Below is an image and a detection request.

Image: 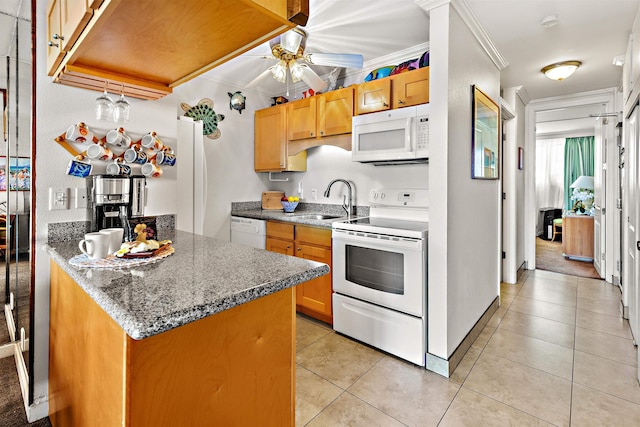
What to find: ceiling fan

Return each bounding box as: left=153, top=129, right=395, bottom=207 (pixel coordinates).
left=245, top=27, right=364, bottom=93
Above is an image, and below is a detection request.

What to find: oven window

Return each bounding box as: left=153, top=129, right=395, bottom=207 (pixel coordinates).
left=345, top=245, right=404, bottom=294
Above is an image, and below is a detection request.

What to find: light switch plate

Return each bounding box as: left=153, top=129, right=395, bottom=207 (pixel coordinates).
left=49, top=187, right=69, bottom=210
left=75, top=187, right=88, bottom=209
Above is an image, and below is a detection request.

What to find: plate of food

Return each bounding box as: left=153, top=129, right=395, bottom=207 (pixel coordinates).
left=114, top=223, right=173, bottom=259
left=117, top=241, right=172, bottom=259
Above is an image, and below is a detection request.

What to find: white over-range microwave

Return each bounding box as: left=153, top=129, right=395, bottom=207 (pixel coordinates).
left=351, top=103, right=429, bottom=165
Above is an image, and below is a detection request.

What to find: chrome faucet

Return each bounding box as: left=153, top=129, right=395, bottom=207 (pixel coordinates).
left=324, top=179, right=353, bottom=219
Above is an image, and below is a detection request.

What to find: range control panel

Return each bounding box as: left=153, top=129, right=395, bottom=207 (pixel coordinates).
left=369, top=188, right=429, bottom=208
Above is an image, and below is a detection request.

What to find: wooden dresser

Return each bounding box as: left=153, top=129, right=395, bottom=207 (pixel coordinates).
left=562, top=215, right=594, bottom=261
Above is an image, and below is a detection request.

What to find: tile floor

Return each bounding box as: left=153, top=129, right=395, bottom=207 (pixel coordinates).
left=295, top=269, right=640, bottom=426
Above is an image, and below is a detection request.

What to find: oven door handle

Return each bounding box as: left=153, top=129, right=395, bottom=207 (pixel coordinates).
left=332, top=229, right=424, bottom=251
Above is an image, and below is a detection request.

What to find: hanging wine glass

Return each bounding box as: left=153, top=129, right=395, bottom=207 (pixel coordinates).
left=113, top=84, right=131, bottom=124
left=95, top=81, right=113, bottom=121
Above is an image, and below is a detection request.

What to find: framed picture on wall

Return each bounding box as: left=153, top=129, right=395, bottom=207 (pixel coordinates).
left=0, top=157, right=31, bottom=191
left=471, top=85, right=500, bottom=179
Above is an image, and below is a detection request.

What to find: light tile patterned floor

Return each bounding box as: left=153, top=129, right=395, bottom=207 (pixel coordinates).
left=295, top=270, right=640, bottom=426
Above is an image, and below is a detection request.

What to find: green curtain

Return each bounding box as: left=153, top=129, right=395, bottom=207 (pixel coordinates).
left=564, top=136, right=594, bottom=210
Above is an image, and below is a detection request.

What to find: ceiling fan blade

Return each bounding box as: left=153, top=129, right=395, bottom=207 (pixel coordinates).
left=305, top=53, right=364, bottom=69
left=300, top=65, right=328, bottom=92
left=244, top=67, right=273, bottom=89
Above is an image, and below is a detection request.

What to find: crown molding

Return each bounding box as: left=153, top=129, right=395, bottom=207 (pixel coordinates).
left=416, top=0, right=508, bottom=71
left=415, top=0, right=450, bottom=11
left=514, top=86, right=531, bottom=105
left=363, top=42, right=430, bottom=71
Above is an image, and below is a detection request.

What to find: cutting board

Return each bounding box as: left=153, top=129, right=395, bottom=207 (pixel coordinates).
left=261, top=191, right=285, bottom=210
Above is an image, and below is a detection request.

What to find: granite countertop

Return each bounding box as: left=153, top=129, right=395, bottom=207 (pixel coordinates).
left=231, top=202, right=369, bottom=228
left=45, top=230, right=329, bottom=340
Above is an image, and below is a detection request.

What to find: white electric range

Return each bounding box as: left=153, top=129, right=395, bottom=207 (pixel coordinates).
left=331, top=188, right=429, bottom=366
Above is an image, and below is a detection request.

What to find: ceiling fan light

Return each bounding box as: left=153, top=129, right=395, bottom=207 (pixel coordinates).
left=541, top=61, right=581, bottom=81
left=271, top=60, right=288, bottom=83
left=289, top=60, right=304, bottom=82
left=280, top=28, right=306, bottom=54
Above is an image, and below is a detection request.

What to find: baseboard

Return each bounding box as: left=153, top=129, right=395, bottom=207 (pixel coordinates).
left=426, top=296, right=499, bottom=377
left=25, top=398, right=49, bottom=423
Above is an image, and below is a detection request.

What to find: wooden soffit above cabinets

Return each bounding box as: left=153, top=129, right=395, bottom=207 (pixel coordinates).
left=51, top=0, right=308, bottom=100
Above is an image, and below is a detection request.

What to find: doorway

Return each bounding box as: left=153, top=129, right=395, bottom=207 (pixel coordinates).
left=524, top=89, right=616, bottom=280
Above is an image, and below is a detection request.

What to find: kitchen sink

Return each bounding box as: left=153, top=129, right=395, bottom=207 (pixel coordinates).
left=291, top=214, right=343, bottom=221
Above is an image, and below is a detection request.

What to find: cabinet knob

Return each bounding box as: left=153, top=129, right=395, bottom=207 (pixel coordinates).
left=52, top=33, right=64, bottom=40
left=48, top=41, right=59, bottom=47
left=310, top=132, right=314, bottom=137
left=398, top=100, right=406, bottom=105
left=287, top=245, right=292, bottom=249
left=320, top=131, right=324, bottom=135
left=383, top=102, right=389, bottom=107
left=297, top=247, right=302, bottom=252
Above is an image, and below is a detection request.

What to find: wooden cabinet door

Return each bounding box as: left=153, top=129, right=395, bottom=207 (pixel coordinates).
left=295, top=243, right=332, bottom=322
left=287, top=97, right=317, bottom=140
left=355, top=78, right=391, bottom=115
left=255, top=105, right=287, bottom=171
left=391, top=67, right=429, bottom=108
left=318, top=87, right=353, bottom=137
left=60, top=0, right=93, bottom=51
left=47, top=0, right=65, bottom=74
left=266, top=237, right=295, bottom=256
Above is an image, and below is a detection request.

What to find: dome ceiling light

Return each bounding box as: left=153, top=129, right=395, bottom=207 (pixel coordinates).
left=541, top=61, right=582, bottom=81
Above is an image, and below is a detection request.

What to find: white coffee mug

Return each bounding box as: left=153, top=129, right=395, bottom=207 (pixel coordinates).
left=141, top=132, right=165, bottom=150
left=106, top=129, right=132, bottom=148
left=100, top=228, right=124, bottom=254
left=86, top=143, right=114, bottom=161
left=66, top=123, right=94, bottom=143
left=78, top=232, right=110, bottom=260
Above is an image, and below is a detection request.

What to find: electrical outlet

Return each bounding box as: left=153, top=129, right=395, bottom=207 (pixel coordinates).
left=75, top=187, right=88, bottom=209
left=49, top=187, right=69, bottom=210
left=311, top=189, right=317, bottom=201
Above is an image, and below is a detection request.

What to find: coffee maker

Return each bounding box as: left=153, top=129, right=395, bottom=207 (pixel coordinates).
left=88, top=175, right=146, bottom=235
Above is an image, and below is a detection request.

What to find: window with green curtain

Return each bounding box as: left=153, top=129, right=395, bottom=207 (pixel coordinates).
left=563, top=136, right=594, bottom=210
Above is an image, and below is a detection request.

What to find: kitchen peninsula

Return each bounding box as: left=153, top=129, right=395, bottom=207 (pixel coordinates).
left=45, top=230, right=329, bottom=427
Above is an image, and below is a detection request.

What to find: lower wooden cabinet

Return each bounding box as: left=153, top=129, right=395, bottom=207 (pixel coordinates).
left=266, top=221, right=333, bottom=324
left=562, top=215, right=594, bottom=260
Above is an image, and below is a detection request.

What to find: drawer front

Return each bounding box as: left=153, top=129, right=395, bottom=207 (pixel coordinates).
left=296, top=225, right=331, bottom=247
left=267, top=221, right=295, bottom=240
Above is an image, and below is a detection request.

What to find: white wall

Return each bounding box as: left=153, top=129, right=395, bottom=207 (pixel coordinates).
left=428, top=3, right=501, bottom=359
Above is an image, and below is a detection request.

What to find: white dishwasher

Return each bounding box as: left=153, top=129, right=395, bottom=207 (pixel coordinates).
left=230, top=216, right=266, bottom=249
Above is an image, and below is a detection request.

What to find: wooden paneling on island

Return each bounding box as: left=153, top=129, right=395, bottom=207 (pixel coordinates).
left=49, top=262, right=296, bottom=426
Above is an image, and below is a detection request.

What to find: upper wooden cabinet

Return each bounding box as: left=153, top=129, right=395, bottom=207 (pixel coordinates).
left=254, top=104, right=307, bottom=172
left=46, top=0, right=309, bottom=100
left=392, top=67, right=430, bottom=108
left=318, top=87, right=354, bottom=137
left=287, top=87, right=354, bottom=141
left=288, top=97, right=317, bottom=141
left=356, top=67, right=429, bottom=115
left=46, top=0, right=99, bottom=73
left=355, top=78, right=391, bottom=115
